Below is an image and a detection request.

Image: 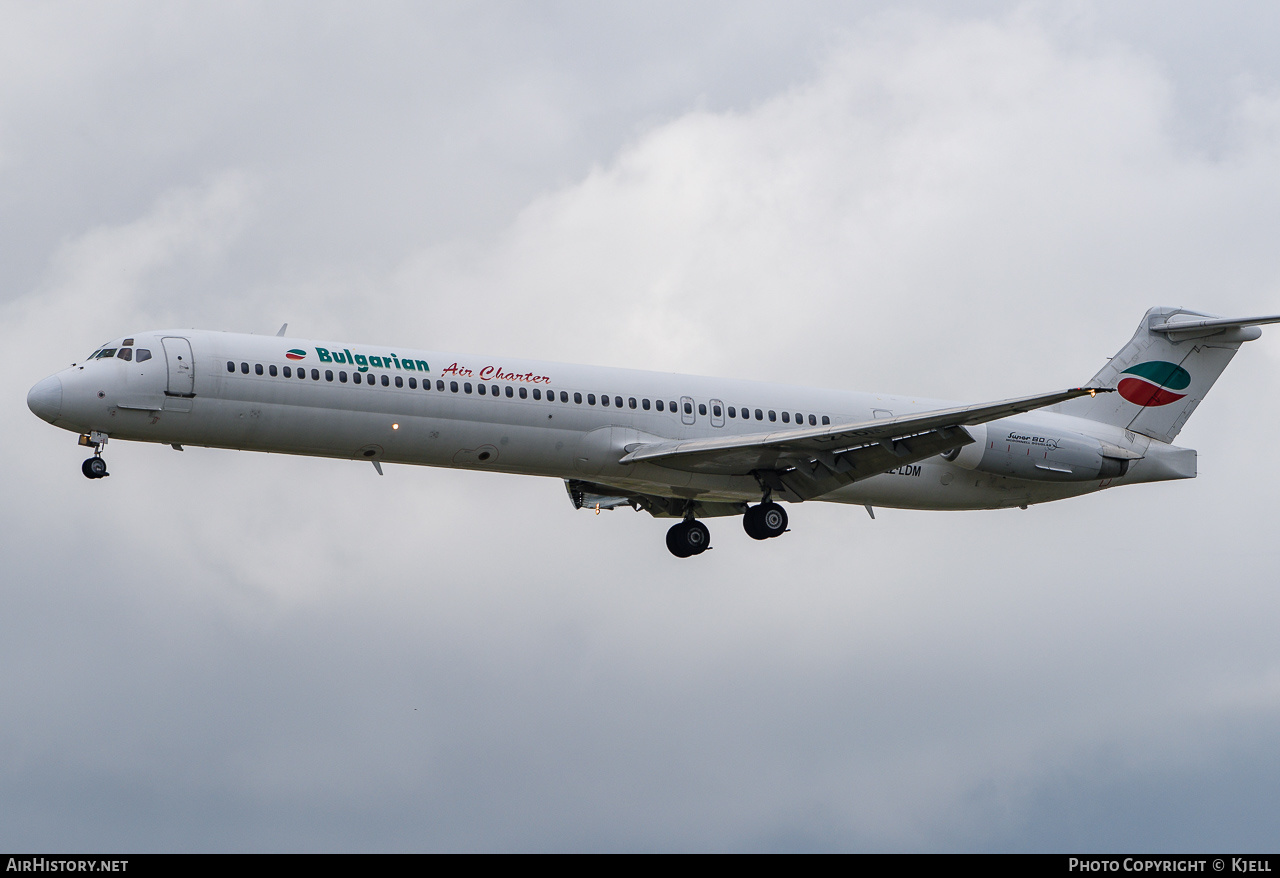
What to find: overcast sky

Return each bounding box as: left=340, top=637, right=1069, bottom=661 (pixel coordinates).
left=5, top=1, right=1280, bottom=852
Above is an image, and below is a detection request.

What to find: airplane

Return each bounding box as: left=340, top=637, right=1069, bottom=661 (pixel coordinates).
left=26, top=306, right=1280, bottom=557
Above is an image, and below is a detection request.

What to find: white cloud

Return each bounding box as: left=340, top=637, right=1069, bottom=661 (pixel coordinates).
left=379, top=13, right=1280, bottom=400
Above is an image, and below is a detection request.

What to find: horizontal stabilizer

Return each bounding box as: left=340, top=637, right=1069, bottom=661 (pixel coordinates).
left=1150, top=313, right=1280, bottom=341
left=1151, top=314, right=1280, bottom=333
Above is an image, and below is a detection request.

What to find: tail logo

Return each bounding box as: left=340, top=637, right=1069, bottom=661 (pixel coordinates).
left=285, top=349, right=307, bottom=361
left=1117, top=361, right=1190, bottom=407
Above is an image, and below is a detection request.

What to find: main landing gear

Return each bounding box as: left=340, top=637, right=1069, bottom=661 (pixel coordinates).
left=666, top=518, right=711, bottom=558
left=664, top=494, right=791, bottom=558
left=742, top=501, right=787, bottom=540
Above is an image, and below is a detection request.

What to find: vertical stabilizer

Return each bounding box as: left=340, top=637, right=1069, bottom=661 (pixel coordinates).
left=1058, top=306, right=1280, bottom=443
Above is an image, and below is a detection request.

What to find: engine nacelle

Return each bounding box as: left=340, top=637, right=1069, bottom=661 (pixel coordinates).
left=942, top=422, right=1131, bottom=482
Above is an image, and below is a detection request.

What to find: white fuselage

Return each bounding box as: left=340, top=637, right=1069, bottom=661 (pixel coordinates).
left=29, top=329, right=1194, bottom=513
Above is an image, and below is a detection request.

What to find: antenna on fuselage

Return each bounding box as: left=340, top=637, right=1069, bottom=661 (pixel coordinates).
left=276, top=323, right=288, bottom=337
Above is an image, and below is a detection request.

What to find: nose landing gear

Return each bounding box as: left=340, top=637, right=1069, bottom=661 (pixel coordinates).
left=79, top=432, right=109, bottom=479
left=82, top=456, right=108, bottom=479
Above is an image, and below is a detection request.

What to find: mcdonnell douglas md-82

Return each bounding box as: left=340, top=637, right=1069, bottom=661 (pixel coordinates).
left=26, top=306, right=1280, bottom=557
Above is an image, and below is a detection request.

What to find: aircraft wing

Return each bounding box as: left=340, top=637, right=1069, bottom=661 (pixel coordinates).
left=620, top=386, right=1109, bottom=501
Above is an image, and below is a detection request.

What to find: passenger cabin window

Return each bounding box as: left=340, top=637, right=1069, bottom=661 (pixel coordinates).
left=768, top=410, right=776, bottom=422
left=227, top=361, right=235, bottom=372
left=642, top=399, right=650, bottom=410
left=533, top=389, right=541, bottom=400
left=698, top=403, right=706, bottom=416
left=629, top=398, right=637, bottom=409
left=464, top=382, right=472, bottom=393
left=381, top=375, right=389, bottom=387
left=656, top=400, right=664, bottom=412
left=683, top=402, right=692, bottom=415
left=561, top=391, right=569, bottom=403
left=669, top=401, right=677, bottom=412
left=713, top=404, right=722, bottom=417
left=601, top=395, right=610, bottom=407
left=339, top=371, right=348, bottom=383
left=505, top=386, right=513, bottom=398
left=491, top=385, right=498, bottom=396
left=117, top=348, right=133, bottom=362
left=478, top=383, right=487, bottom=395
left=269, top=365, right=277, bottom=376
left=135, top=349, right=151, bottom=362
left=574, top=392, right=582, bottom=404
left=451, top=381, right=459, bottom=392
left=519, top=388, right=527, bottom=399
left=297, top=369, right=305, bottom=379
left=241, top=362, right=249, bottom=374
left=255, top=364, right=263, bottom=375
left=588, top=394, right=596, bottom=405
left=284, top=366, right=292, bottom=378
left=325, top=370, right=333, bottom=381
left=822, top=416, right=830, bottom=425
left=782, top=412, right=790, bottom=423
left=311, top=369, right=320, bottom=380
left=410, top=377, right=417, bottom=389
left=755, top=409, right=763, bottom=420
left=728, top=406, right=736, bottom=418
left=395, top=376, right=403, bottom=388
left=809, top=414, right=816, bottom=426
left=614, top=396, right=622, bottom=407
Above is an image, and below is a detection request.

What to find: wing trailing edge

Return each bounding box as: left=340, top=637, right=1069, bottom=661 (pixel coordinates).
left=619, top=386, right=1109, bottom=501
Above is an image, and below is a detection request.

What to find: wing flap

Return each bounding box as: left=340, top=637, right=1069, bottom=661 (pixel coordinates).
left=774, top=425, right=976, bottom=500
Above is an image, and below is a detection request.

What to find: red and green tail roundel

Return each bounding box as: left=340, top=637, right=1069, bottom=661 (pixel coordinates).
left=1117, top=361, right=1190, bottom=407
left=285, top=349, right=307, bottom=361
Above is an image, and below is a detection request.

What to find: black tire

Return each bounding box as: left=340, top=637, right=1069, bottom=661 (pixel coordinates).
left=743, top=506, right=767, bottom=540
left=83, top=457, right=107, bottom=479
left=759, top=502, right=787, bottom=538
left=685, top=520, right=710, bottom=554
left=666, top=522, right=693, bottom=557
left=666, top=520, right=710, bottom=557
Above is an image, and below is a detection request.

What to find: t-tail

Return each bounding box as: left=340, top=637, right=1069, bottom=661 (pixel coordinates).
left=1057, top=306, right=1280, bottom=442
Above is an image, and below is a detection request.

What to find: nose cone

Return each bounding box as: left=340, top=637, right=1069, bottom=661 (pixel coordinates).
left=27, top=375, right=63, bottom=424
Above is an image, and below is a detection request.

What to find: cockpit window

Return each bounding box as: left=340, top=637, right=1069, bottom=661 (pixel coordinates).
left=117, top=348, right=133, bottom=361
left=96, top=349, right=118, bottom=359
left=135, top=349, right=152, bottom=362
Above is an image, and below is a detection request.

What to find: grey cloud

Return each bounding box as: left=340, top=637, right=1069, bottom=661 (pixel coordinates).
left=4, top=2, right=1280, bottom=852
